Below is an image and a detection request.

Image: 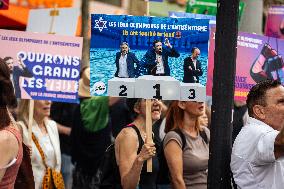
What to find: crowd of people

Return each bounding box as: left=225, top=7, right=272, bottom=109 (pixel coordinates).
left=1, top=49, right=284, bottom=189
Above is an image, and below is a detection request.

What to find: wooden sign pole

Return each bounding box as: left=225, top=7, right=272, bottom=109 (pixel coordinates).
left=48, top=4, right=59, bottom=34
left=145, top=0, right=153, bottom=173
left=146, top=0, right=150, bottom=16
left=145, top=99, right=153, bottom=172
left=28, top=100, right=34, bottom=144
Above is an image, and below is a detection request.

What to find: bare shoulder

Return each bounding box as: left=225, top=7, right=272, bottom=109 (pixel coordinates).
left=0, top=130, right=15, bottom=143
left=0, top=130, right=18, bottom=154
left=117, top=127, right=138, bottom=141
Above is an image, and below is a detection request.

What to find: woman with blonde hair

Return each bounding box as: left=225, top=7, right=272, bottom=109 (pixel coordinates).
left=163, top=101, right=210, bottom=189
left=0, top=58, right=23, bottom=188
left=18, top=99, right=62, bottom=189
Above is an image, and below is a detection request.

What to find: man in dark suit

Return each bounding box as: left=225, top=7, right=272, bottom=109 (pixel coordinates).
left=114, top=42, right=140, bottom=78
left=183, top=47, right=203, bottom=83
left=4, top=56, right=33, bottom=98
left=142, top=39, right=180, bottom=76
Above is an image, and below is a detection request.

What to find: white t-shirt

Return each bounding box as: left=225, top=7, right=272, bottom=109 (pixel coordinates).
left=231, top=117, right=284, bottom=189
left=118, top=54, right=129, bottom=78
left=155, top=54, right=164, bottom=74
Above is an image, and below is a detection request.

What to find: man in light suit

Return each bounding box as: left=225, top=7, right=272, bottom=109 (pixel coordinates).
left=183, top=47, right=203, bottom=83
left=114, top=42, right=140, bottom=78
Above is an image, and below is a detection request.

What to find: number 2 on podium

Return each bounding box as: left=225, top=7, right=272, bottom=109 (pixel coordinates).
left=119, top=85, right=127, bottom=96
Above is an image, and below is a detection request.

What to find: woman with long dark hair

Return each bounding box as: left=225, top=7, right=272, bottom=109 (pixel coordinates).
left=0, top=58, right=23, bottom=188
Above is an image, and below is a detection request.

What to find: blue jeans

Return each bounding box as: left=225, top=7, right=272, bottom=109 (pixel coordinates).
left=61, top=154, right=75, bottom=189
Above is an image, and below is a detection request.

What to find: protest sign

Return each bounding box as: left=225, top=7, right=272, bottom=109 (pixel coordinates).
left=207, top=28, right=284, bottom=101
left=26, top=7, right=80, bottom=36
left=265, top=6, right=284, bottom=39
left=0, top=0, right=9, bottom=10
left=186, top=0, right=245, bottom=21
left=90, top=14, right=209, bottom=101
left=149, top=0, right=186, bottom=17
left=169, top=11, right=216, bottom=26
left=0, top=29, right=83, bottom=103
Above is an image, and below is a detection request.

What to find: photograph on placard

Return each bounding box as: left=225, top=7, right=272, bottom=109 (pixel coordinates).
left=0, top=29, right=83, bottom=103
left=265, top=6, right=284, bottom=39
left=90, top=14, right=209, bottom=99
left=207, top=27, right=284, bottom=101
left=26, top=7, right=80, bottom=36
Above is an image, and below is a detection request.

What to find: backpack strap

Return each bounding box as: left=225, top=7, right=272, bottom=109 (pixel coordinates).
left=173, top=129, right=186, bottom=150
left=126, top=124, right=144, bottom=153
left=200, top=130, right=208, bottom=144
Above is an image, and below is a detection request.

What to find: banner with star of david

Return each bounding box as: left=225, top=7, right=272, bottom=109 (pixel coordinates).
left=90, top=14, right=209, bottom=98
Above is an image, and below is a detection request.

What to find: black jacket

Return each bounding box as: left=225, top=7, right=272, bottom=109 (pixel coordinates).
left=142, top=47, right=180, bottom=76
left=183, top=57, right=203, bottom=83
left=114, top=52, right=140, bottom=78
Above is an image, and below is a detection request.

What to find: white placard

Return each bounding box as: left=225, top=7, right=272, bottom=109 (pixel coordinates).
left=27, top=8, right=80, bottom=36
left=135, top=75, right=180, bottom=100
left=180, top=83, right=206, bottom=102
left=108, top=77, right=136, bottom=98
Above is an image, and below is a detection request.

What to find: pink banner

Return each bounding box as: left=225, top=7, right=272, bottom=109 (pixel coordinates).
left=207, top=28, right=284, bottom=101
left=265, top=6, right=284, bottom=39
left=0, top=29, right=83, bottom=103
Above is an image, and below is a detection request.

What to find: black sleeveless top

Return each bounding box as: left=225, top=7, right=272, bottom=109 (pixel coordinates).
left=128, top=124, right=159, bottom=189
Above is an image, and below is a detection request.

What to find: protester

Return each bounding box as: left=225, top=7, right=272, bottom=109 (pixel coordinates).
left=110, top=98, right=133, bottom=138
left=50, top=102, right=78, bottom=189
left=163, top=101, right=210, bottom=189
left=199, top=103, right=210, bottom=128
left=115, top=98, right=162, bottom=189
left=0, top=58, right=23, bottom=188
left=17, top=100, right=63, bottom=189
left=231, top=79, right=284, bottom=188
left=232, top=100, right=248, bottom=143
left=71, top=67, right=119, bottom=189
